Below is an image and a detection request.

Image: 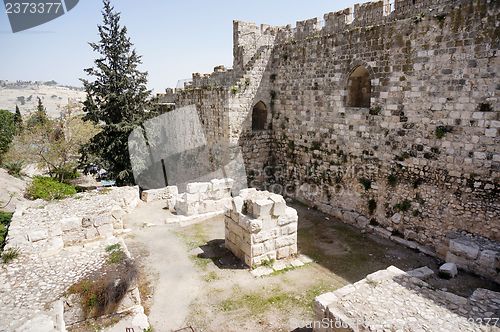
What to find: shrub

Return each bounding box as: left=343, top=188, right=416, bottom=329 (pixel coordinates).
left=369, top=106, right=382, bottom=115
left=0, top=211, right=13, bottom=250
left=435, top=125, right=452, bottom=139
left=230, top=85, right=239, bottom=95
left=358, top=178, right=372, bottom=191
left=387, top=174, right=398, bottom=187
left=106, top=243, right=126, bottom=264
left=68, top=259, right=138, bottom=318
left=3, top=161, right=23, bottom=177
left=26, top=176, right=77, bottom=200
left=2, top=247, right=20, bottom=263
left=394, top=199, right=412, bottom=212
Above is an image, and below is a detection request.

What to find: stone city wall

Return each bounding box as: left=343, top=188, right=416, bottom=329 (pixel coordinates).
left=158, top=0, right=499, bottom=278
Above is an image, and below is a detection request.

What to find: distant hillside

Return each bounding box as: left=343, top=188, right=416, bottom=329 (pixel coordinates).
left=0, top=80, right=86, bottom=118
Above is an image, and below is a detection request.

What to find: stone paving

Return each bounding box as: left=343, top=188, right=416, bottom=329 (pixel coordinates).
left=0, top=243, right=108, bottom=331
left=0, top=187, right=141, bottom=331
left=314, top=266, right=500, bottom=332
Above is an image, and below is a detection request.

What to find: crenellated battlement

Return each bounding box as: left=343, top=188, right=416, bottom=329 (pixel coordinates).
left=170, top=0, right=465, bottom=92
left=274, top=0, right=461, bottom=43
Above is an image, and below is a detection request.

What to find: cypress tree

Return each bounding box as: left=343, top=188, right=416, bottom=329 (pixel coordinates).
left=13, top=105, right=23, bottom=133
left=27, top=97, right=48, bottom=128
left=81, top=0, right=151, bottom=185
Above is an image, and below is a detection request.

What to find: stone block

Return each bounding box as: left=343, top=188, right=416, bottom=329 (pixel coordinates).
left=277, top=246, right=289, bottom=259
left=439, top=262, right=458, bottom=278
left=165, top=185, right=178, bottom=196
left=61, top=217, right=82, bottom=232
left=281, top=223, right=298, bottom=235
left=85, top=227, right=99, bottom=239
left=211, top=178, right=234, bottom=191
left=269, top=193, right=286, bottom=216
left=239, top=188, right=257, bottom=199
left=27, top=229, right=48, bottom=242
left=111, top=205, right=125, bottom=220
left=276, top=234, right=296, bottom=248
left=477, top=250, right=499, bottom=270
left=96, top=224, right=114, bottom=238
left=449, top=238, right=480, bottom=259
left=93, top=214, right=114, bottom=227
left=232, top=196, right=244, bottom=213
left=186, top=182, right=211, bottom=194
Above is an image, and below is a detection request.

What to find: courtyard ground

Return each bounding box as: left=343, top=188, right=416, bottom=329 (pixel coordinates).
left=123, top=200, right=499, bottom=332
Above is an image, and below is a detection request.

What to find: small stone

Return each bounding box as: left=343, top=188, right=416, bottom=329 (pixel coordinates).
left=439, top=262, right=458, bottom=278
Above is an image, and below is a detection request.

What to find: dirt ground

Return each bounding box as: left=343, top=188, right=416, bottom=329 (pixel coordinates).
left=124, top=200, right=499, bottom=332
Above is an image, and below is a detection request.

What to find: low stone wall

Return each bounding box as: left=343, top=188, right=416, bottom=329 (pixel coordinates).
left=5, top=187, right=139, bottom=255
left=140, top=185, right=178, bottom=208
left=175, top=179, right=234, bottom=216
left=225, top=188, right=298, bottom=268
left=440, top=232, right=500, bottom=284
left=0, top=187, right=146, bottom=331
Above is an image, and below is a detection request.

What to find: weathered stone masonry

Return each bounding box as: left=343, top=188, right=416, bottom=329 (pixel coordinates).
left=159, top=0, right=499, bottom=278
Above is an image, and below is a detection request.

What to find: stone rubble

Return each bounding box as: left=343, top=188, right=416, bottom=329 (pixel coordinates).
left=314, top=266, right=500, bottom=332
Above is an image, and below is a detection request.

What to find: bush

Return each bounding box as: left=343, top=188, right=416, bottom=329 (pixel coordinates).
left=387, top=174, right=398, bottom=187
left=68, top=259, right=137, bottom=318
left=358, top=177, right=372, bottom=191
left=2, top=161, right=23, bottom=177
left=27, top=176, right=77, bottom=200
left=0, top=211, right=13, bottom=250
left=394, top=199, right=412, bottom=212
left=0, top=109, right=15, bottom=162
left=2, top=247, right=20, bottom=263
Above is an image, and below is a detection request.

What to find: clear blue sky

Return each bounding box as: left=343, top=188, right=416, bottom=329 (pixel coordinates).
left=0, top=0, right=360, bottom=93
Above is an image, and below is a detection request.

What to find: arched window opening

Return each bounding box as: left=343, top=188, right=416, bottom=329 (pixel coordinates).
left=251, top=101, right=267, bottom=131
left=346, top=66, right=371, bottom=108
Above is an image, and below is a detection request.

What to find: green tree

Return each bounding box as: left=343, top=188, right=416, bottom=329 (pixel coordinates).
left=0, top=110, right=15, bottom=162
left=27, top=97, right=48, bottom=128
left=13, top=105, right=23, bottom=133
left=4, top=103, right=99, bottom=182
left=81, top=0, right=151, bottom=185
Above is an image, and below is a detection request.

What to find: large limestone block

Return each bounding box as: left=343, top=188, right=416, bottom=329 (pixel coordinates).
left=449, top=238, right=480, bottom=259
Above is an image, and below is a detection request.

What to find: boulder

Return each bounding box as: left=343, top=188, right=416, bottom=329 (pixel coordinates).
left=408, top=266, right=434, bottom=280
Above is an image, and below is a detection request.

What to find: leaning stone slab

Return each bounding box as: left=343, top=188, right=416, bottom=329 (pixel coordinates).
left=449, top=237, right=480, bottom=259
